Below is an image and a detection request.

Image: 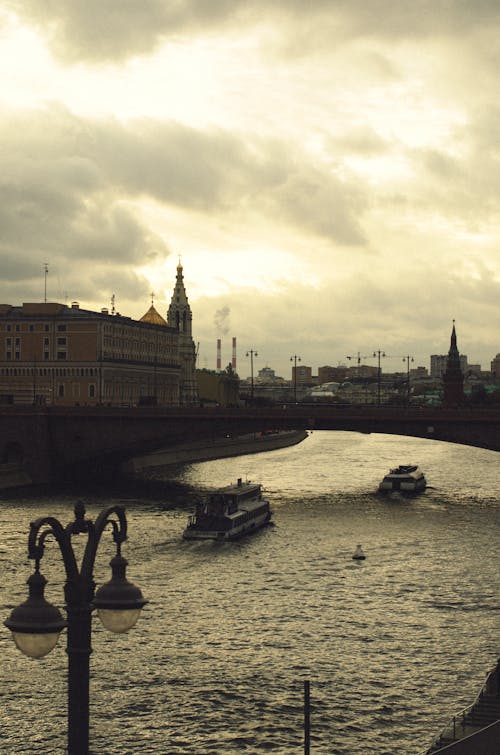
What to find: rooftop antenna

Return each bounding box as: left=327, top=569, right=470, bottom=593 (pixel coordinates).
left=151, top=291, right=155, bottom=306
left=44, top=263, right=49, bottom=303
left=111, top=294, right=116, bottom=316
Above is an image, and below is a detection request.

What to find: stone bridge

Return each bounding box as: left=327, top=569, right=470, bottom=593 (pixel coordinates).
left=0, top=405, right=498, bottom=485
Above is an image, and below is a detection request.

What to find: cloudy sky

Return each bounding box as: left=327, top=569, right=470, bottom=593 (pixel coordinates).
left=1, top=2, right=499, bottom=378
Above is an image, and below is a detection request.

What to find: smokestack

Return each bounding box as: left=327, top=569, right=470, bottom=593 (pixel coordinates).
left=217, top=338, right=222, bottom=370
left=232, top=337, right=237, bottom=370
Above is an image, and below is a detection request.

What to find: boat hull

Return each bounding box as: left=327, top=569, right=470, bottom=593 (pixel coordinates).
left=183, top=510, right=272, bottom=541
left=379, top=479, right=426, bottom=493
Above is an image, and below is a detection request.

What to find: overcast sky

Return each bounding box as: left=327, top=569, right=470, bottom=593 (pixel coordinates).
left=1, top=2, right=499, bottom=378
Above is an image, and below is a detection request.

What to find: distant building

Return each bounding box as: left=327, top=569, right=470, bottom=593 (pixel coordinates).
left=431, top=353, right=468, bottom=378
left=491, top=354, right=500, bottom=378
left=347, top=364, right=378, bottom=379
left=318, top=365, right=348, bottom=383
left=196, top=368, right=239, bottom=407
left=292, top=365, right=313, bottom=385
left=257, top=366, right=279, bottom=383
left=410, top=366, right=428, bottom=379
left=442, top=322, right=465, bottom=408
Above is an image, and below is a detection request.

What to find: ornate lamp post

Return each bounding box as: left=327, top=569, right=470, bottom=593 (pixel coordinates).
left=373, top=350, right=386, bottom=406
left=403, top=355, right=414, bottom=406
left=4, top=502, right=147, bottom=755
left=290, top=355, right=301, bottom=403
left=246, top=349, right=258, bottom=402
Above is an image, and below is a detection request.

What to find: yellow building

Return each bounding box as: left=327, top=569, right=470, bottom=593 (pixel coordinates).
left=0, top=301, right=182, bottom=406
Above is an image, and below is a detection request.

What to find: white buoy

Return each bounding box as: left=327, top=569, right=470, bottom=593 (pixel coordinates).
left=352, top=544, right=366, bottom=560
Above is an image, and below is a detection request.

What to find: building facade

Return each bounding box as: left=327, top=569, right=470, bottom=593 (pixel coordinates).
left=0, top=266, right=198, bottom=407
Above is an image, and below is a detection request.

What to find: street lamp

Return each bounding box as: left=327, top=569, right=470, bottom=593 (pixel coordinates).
left=246, top=349, right=258, bottom=403
left=4, top=501, right=147, bottom=755
left=403, top=355, right=414, bottom=406
left=373, top=350, right=386, bottom=406
left=290, top=355, right=301, bottom=403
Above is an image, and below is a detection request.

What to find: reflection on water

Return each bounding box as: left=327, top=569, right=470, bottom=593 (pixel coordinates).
left=0, top=432, right=499, bottom=754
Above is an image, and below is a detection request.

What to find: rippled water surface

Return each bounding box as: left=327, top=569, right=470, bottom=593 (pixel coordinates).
left=0, top=432, right=499, bottom=754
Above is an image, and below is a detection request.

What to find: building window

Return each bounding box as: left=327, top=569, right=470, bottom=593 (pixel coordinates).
left=57, top=324, right=67, bottom=332
left=29, top=325, right=34, bottom=332
left=7, top=325, right=11, bottom=332
left=89, top=384, right=96, bottom=399
left=44, top=352, right=49, bottom=360
left=15, top=352, right=20, bottom=360
left=44, top=338, right=49, bottom=346
left=57, top=351, right=67, bottom=360
left=6, top=352, right=11, bottom=360
left=58, top=384, right=65, bottom=398
left=57, top=337, right=67, bottom=346
left=44, top=324, right=50, bottom=332
left=15, top=325, right=20, bottom=332
left=6, top=338, right=11, bottom=346
left=15, top=338, right=20, bottom=346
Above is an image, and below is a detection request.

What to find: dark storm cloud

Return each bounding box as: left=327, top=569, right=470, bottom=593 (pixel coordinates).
left=0, top=109, right=169, bottom=270
left=0, top=107, right=368, bottom=251
left=9, top=0, right=500, bottom=63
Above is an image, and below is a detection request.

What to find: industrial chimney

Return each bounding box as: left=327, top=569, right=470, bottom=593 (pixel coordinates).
left=216, top=338, right=222, bottom=370
left=232, top=337, right=237, bottom=370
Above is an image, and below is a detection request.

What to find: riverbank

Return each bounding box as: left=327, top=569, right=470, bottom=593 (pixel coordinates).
left=126, top=429, right=309, bottom=473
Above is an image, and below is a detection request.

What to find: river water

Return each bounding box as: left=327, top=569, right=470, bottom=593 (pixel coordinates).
left=0, top=431, right=499, bottom=754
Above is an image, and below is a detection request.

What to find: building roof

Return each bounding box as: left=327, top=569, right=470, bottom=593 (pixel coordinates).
left=139, top=304, right=167, bottom=326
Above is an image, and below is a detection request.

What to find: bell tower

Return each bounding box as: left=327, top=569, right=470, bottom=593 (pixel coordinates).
left=167, top=262, right=198, bottom=405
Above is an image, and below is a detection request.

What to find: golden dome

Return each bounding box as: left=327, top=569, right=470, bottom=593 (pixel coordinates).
left=140, top=304, right=167, bottom=326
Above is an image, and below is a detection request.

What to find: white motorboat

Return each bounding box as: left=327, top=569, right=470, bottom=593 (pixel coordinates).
left=378, top=465, right=427, bottom=493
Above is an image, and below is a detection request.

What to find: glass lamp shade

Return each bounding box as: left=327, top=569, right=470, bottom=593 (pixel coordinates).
left=93, top=555, right=147, bottom=634
left=4, top=572, right=66, bottom=659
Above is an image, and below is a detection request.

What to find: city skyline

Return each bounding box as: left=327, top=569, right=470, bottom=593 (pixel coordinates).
left=1, top=3, right=499, bottom=376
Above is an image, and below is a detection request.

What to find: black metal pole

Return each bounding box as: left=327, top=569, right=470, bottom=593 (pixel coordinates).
left=406, top=356, right=410, bottom=406
left=26, top=504, right=129, bottom=755
left=250, top=352, right=254, bottom=401
left=304, top=680, right=310, bottom=755
left=66, top=597, right=92, bottom=755
left=377, top=352, right=381, bottom=406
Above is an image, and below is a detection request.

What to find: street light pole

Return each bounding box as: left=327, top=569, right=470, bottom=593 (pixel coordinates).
left=246, top=349, right=258, bottom=403
left=5, top=502, right=147, bottom=755
left=373, top=350, right=386, bottom=406
left=290, top=355, right=301, bottom=402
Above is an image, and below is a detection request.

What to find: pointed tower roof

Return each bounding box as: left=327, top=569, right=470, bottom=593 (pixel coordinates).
left=447, top=319, right=461, bottom=370
left=140, top=303, right=167, bottom=326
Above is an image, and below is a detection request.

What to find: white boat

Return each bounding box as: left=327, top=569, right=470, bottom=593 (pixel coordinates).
left=378, top=464, right=427, bottom=493
left=183, top=478, right=272, bottom=541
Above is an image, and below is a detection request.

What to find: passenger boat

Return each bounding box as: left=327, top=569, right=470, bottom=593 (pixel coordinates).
left=378, top=465, right=427, bottom=493
left=183, top=478, right=272, bottom=541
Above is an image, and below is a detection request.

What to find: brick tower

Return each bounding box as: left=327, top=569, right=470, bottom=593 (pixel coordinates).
left=442, top=321, right=465, bottom=408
